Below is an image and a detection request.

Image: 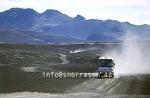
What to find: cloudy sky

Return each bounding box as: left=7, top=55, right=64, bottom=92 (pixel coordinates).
left=0, top=0, right=150, bottom=25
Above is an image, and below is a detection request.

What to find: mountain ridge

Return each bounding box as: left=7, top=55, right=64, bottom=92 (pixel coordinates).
left=0, top=8, right=150, bottom=44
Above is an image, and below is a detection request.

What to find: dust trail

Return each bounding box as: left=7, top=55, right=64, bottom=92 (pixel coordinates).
left=70, top=47, right=97, bottom=53
left=105, top=31, right=150, bottom=76
left=70, top=49, right=86, bottom=53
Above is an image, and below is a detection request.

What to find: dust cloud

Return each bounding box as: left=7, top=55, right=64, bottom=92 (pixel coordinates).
left=105, top=32, right=150, bottom=76
left=70, top=47, right=97, bottom=53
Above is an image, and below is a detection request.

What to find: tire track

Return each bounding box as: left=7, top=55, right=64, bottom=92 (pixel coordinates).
left=102, top=78, right=121, bottom=93
left=66, top=77, right=121, bottom=94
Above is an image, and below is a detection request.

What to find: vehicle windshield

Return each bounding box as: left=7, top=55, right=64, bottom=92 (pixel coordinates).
left=98, top=59, right=114, bottom=67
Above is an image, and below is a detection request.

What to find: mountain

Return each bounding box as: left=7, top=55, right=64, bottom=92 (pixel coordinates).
left=0, top=29, right=82, bottom=44
left=0, top=8, right=150, bottom=44
left=0, top=8, right=38, bottom=29
left=41, top=9, right=71, bottom=25
left=44, top=18, right=125, bottom=40
left=0, top=8, right=72, bottom=30
left=31, top=9, right=72, bottom=31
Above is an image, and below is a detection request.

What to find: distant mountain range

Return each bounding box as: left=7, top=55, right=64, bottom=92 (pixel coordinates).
left=0, top=8, right=150, bottom=44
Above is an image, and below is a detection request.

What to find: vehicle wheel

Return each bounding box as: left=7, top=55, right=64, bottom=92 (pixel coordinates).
left=108, top=72, right=114, bottom=78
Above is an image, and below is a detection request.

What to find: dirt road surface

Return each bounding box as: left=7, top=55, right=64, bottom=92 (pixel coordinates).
left=0, top=74, right=150, bottom=98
